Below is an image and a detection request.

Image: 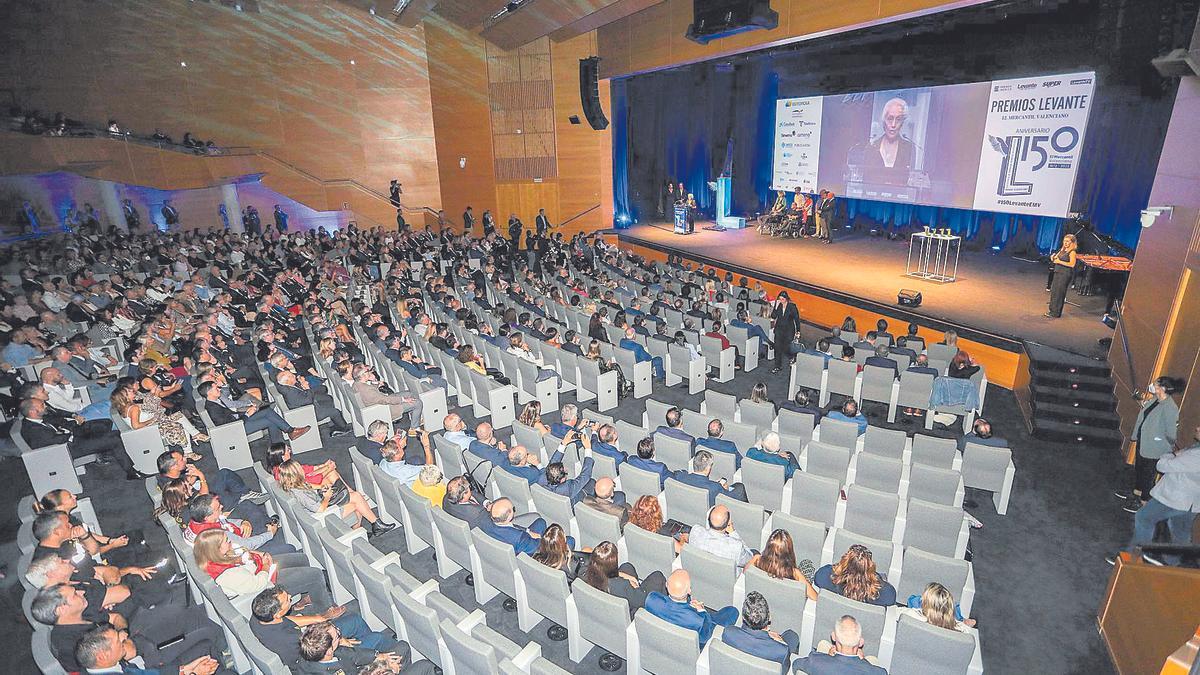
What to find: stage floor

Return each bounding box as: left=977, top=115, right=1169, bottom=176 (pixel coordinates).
left=619, top=223, right=1112, bottom=355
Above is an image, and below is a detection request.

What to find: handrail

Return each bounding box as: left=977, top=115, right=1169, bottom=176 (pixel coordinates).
left=559, top=203, right=601, bottom=228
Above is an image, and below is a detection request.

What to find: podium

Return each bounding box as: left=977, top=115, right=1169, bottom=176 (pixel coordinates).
left=710, top=176, right=745, bottom=229
left=673, top=204, right=690, bottom=234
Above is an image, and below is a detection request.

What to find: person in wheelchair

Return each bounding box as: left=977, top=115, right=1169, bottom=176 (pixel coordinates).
left=758, top=190, right=788, bottom=234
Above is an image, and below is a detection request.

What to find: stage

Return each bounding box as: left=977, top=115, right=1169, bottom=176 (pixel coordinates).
left=616, top=222, right=1113, bottom=357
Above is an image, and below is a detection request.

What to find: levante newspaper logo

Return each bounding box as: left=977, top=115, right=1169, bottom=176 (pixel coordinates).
left=987, top=126, right=1081, bottom=196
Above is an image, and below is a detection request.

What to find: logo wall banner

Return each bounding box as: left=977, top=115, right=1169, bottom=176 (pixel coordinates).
left=972, top=72, right=1095, bottom=216
left=771, top=97, right=823, bottom=193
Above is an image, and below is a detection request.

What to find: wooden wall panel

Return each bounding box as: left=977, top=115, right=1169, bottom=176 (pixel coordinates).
left=0, top=0, right=442, bottom=216
left=550, top=33, right=612, bottom=235
left=425, top=18, right=498, bottom=230
left=597, top=0, right=976, bottom=78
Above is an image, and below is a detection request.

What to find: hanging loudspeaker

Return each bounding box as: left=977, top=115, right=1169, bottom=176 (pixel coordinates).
left=579, top=56, right=609, bottom=131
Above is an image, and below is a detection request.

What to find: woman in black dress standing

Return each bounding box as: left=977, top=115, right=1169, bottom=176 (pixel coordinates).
left=1046, top=233, right=1077, bottom=318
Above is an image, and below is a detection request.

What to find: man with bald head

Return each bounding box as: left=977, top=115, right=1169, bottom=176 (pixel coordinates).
left=644, top=569, right=738, bottom=647
left=580, top=476, right=629, bottom=525
left=500, top=445, right=545, bottom=484
left=479, top=497, right=571, bottom=555
left=468, top=422, right=508, bottom=465
left=791, top=614, right=887, bottom=673
left=442, top=413, right=474, bottom=450
left=688, top=504, right=754, bottom=567
left=40, top=366, right=112, bottom=421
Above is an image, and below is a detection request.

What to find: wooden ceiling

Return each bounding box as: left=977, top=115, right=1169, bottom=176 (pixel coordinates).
left=378, top=0, right=667, bottom=48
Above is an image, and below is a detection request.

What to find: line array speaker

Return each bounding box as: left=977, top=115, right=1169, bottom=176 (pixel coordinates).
left=579, top=57, right=609, bottom=131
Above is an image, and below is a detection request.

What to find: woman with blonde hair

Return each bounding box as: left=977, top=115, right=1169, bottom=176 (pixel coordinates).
left=1046, top=232, right=1078, bottom=318
left=900, top=582, right=976, bottom=632
left=748, top=381, right=772, bottom=406
left=814, top=544, right=896, bottom=606
left=743, top=529, right=819, bottom=601
left=192, top=528, right=330, bottom=604
left=275, top=459, right=396, bottom=538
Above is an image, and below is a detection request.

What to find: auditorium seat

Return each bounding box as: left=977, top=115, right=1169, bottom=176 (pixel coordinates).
left=777, top=408, right=817, bottom=443
left=800, top=440, right=852, bottom=482
left=894, top=546, right=975, bottom=617
left=471, top=528, right=522, bottom=608
left=664, top=476, right=712, bottom=525
left=961, top=442, right=1015, bottom=515
left=824, top=359, right=860, bottom=407
left=864, top=425, right=909, bottom=461
left=515, top=554, right=579, bottom=647
left=710, top=636, right=784, bottom=675
left=903, top=498, right=970, bottom=559
left=634, top=609, right=705, bottom=675
left=850, top=452, right=907, bottom=496
left=788, top=471, right=842, bottom=528
left=700, top=334, right=736, bottom=383
left=788, top=353, right=828, bottom=402
left=737, top=398, right=777, bottom=433
left=570, top=578, right=641, bottom=672
left=861, top=364, right=900, bottom=421
left=887, top=615, right=982, bottom=675
left=702, top=390, right=738, bottom=420
left=907, top=464, right=966, bottom=508
left=911, top=434, right=963, bottom=470
left=622, top=523, right=677, bottom=579
left=770, top=512, right=827, bottom=567
left=807, top=591, right=896, bottom=663
left=575, top=502, right=623, bottom=550
left=717, top=493, right=767, bottom=550
left=741, top=455, right=787, bottom=511
left=839, top=484, right=905, bottom=543
left=817, top=417, right=862, bottom=452
left=667, top=343, right=707, bottom=394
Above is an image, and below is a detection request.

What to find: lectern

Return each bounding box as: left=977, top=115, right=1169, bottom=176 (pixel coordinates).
left=710, top=176, right=745, bottom=229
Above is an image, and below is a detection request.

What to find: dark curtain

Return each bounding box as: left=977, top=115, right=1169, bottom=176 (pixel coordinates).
left=613, top=0, right=1198, bottom=252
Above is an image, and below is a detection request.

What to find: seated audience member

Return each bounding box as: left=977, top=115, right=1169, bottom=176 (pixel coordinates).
left=276, top=459, right=396, bottom=537
left=900, top=582, right=977, bottom=633
left=350, top=362, right=423, bottom=428
left=872, top=319, right=894, bottom=346
left=357, top=420, right=391, bottom=463
left=33, top=489, right=141, bottom=564
left=744, top=529, right=819, bottom=600
left=906, top=354, right=939, bottom=376
left=251, top=585, right=400, bottom=669
left=412, top=464, right=447, bottom=507
left=33, top=582, right=224, bottom=673
left=550, top=403, right=581, bottom=437
left=18, top=396, right=146, bottom=480
left=441, top=413, right=475, bottom=450
left=501, top=444, right=546, bottom=484
left=628, top=494, right=687, bottom=550
left=517, top=400, right=552, bottom=435
left=748, top=381, right=774, bottom=406
left=274, top=368, right=352, bottom=436
left=746, top=431, right=801, bottom=480
left=780, top=389, right=824, bottom=421
left=687, top=504, right=753, bottom=567
left=481, top=497, right=575, bottom=555
left=192, top=528, right=330, bottom=605
left=863, top=344, right=899, bottom=379
left=655, top=406, right=695, bottom=445
left=379, top=432, right=433, bottom=484
left=442, top=476, right=490, bottom=528
left=297, top=620, right=434, bottom=674
left=267, top=441, right=339, bottom=488
left=792, top=615, right=887, bottom=674
left=722, top=591, right=801, bottom=670
left=948, top=349, right=981, bottom=379
left=532, top=523, right=582, bottom=581
left=580, top=476, right=629, bottom=524
left=696, top=418, right=742, bottom=468
left=468, top=421, right=509, bottom=466
left=644, top=569, right=739, bottom=648
left=536, top=429, right=597, bottom=498
left=669, top=449, right=748, bottom=504
left=826, top=399, right=868, bottom=436
left=814, top=544, right=897, bottom=607
left=730, top=309, right=771, bottom=354
left=73, top=623, right=225, bottom=675
left=185, top=492, right=294, bottom=554
left=705, top=320, right=742, bottom=369
left=619, top=326, right=664, bottom=380
left=581, top=540, right=667, bottom=617
left=199, top=380, right=308, bottom=443
left=957, top=417, right=1008, bottom=451
left=590, top=423, right=627, bottom=466
left=626, top=436, right=672, bottom=486
left=895, top=322, right=924, bottom=352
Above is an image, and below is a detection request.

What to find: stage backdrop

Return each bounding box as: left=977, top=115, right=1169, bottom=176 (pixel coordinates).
left=612, top=0, right=1199, bottom=252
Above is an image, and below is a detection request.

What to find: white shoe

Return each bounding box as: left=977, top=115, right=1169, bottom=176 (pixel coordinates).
left=964, top=512, right=984, bottom=529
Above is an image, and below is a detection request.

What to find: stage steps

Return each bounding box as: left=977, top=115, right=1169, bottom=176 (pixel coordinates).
left=1024, top=342, right=1123, bottom=449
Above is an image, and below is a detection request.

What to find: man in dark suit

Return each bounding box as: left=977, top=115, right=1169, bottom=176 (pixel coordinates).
left=275, top=370, right=351, bottom=437
left=18, top=398, right=145, bottom=480
left=864, top=344, right=900, bottom=379
left=668, top=449, right=747, bottom=504
left=590, top=424, right=628, bottom=467
left=619, top=327, right=664, bottom=380
left=73, top=623, right=226, bottom=675
left=443, top=477, right=490, bottom=528
left=480, top=498, right=567, bottom=555
left=644, top=570, right=738, bottom=648
left=626, top=437, right=672, bottom=487
left=791, top=615, right=887, bottom=674
left=535, top=208, right=550, bottom=236
left=501, top=445, right=547, bottom=484
left=770, top=292, right=801, bottom=373
left=161, top=200, right=180, bottom=229
left=780, top=389, right=824, bottom=422
left=654, top=407, right=694, bottom=446
left=462, top=206, right=475, bottom=234
left=905, top=354, right=939, bottom=377
left=562, top=330, right=585, bottom=355
left=356, top=420, right=390, bottom=464
left=468, top=422, right=509, bottom=466
left=695, top=419, right=741, bottom=468
left=872, top=319, right=894, bottom=347
left=957, top=418, right=1008, bottom=452
left=199, top=381, right=305, bottom=443
left=296, top=621, right=428, bottom=675
left=721, top=591, right=800, bottom=669
left=537, top=430, right=595, bottom=504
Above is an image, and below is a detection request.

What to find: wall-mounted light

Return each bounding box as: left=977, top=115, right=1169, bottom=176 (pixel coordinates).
left=1140, top=206, right=1173, bottom=228
left=458, top=156, right=467, bottom=169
